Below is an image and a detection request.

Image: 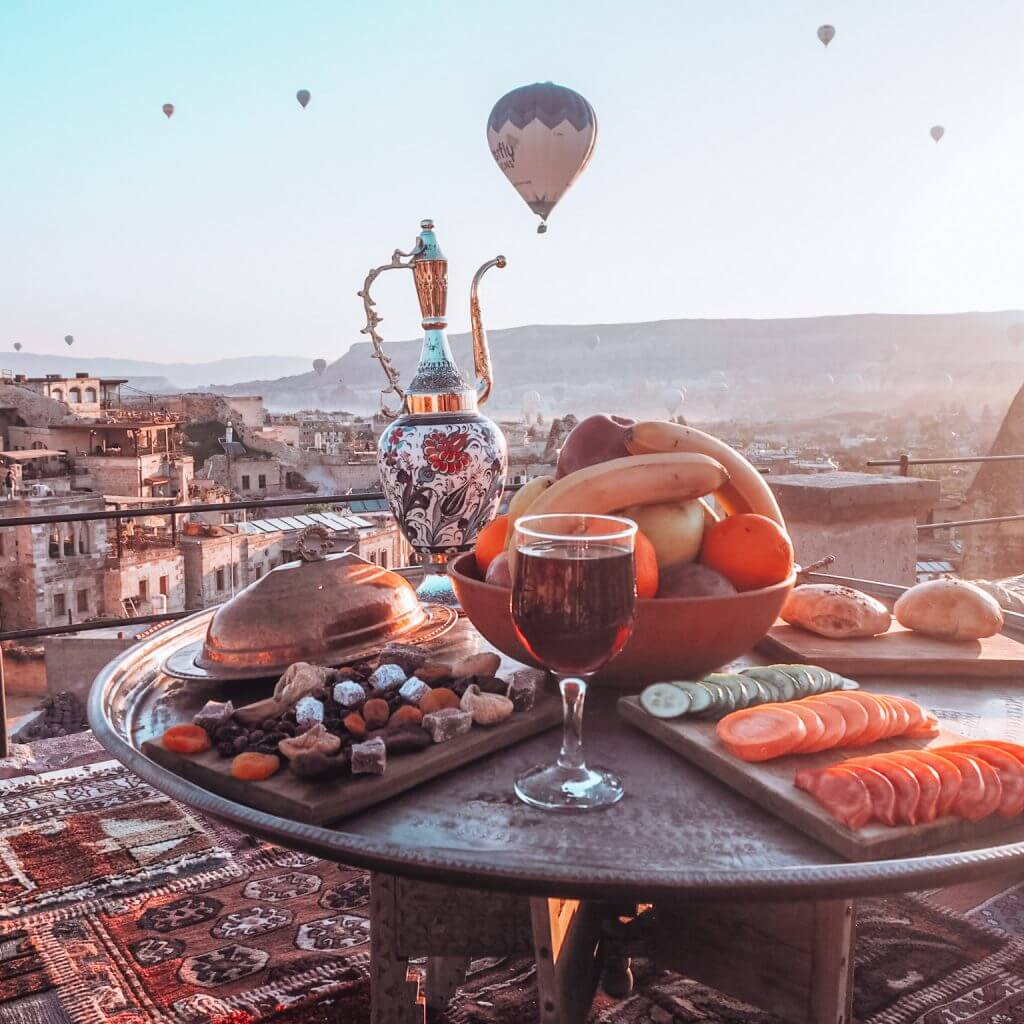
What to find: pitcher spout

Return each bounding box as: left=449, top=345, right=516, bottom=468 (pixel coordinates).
left=469, top=255, right=506, bottom=406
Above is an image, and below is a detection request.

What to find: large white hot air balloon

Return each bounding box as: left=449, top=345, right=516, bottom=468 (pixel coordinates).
left=162, top=103, right=175, bottom=120
left=313, top=358, right=327, bottom=375
left=487, top=82, right=597, bottom=233
left=64, top=335, right=74, bottom=347
left=296, top=89, right=310, bottom=109
left=662, top=386, right=685, bottom=416
left=930, top=125, right=944, bottom=143
left=817, top=24, right=835, bottom=47
left=13, top=343, right=21, bottom=352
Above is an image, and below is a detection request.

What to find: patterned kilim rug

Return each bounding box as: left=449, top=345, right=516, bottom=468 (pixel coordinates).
left=2, top=739, right=1024, bottom=1023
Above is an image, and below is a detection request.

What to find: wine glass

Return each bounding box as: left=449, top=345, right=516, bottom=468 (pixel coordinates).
left=510, top=513, right=637, bottom=811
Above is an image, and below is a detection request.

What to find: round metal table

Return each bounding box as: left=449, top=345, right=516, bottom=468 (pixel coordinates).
left=88, top=604, right=1024, bottom=1024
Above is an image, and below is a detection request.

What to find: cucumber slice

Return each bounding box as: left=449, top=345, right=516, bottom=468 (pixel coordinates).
left=670, top=681, right=715, bottom=714
left=742, top=666, right=798, bottom=702
left=839, top=676, right=860, bottom=690
left=705, top=673, right=753, bottom=710
left=695, top=681, right=734, bottom=717
left=746, top=679, right=773, bottom=706
left=640, top=683, right=693, bottom=719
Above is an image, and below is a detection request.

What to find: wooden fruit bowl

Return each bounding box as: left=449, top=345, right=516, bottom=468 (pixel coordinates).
left=449, top=551, right=796, bottom=688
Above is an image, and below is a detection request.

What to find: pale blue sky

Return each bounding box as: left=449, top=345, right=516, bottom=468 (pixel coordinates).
left=2, top=1, right=1022, bottom=362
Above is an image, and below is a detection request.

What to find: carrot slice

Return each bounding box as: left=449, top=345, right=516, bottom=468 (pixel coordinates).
left=943, top=743, right=1024, bottom=818
left=846, top=756, right=920, bottom=824
left=797, top=699, right=847, bottom=753
left=788, top=704, right=827, bottom=753
left=809, top=768, right=873, bottom=830
left=906, top=711, right=940, bottom=738
left=834, top=692, right=890, bottom=745
left=812, top=693, right=870, bottom=747
left=717, top=706, right=808, bottom=762
left=931, top=751, right=997, bottom=821
left=899, top=750, right=963, bottom=818
left=877, top=695, right=911, bottom=738
left=888, top=696, right=929, bottom=732
left=161, top=724, right=211, bottom=754
left=843, top=764, right=897, bottom=825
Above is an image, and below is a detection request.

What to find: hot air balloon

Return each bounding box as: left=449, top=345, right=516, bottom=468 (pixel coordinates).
left=162, top=103, right=175, bottom=120
left=64, top=335, right=74, bottom=347
left=296, top=89, right=310, bottom=109
left=313, top=358, right=327, bottom=375
left=942, top=372, right=954, bottom=388
left=820, top=372, right=835, bottom=387
left=585, top=333, right=600, bottom=352
left=1008, top=324, right=1024, bottom=348
left=817, top=24, right=835, bottom=47
left=662, top=387, right=685, bottom=416
left=487, top=82, right=597, bottom=233
left=930, top=125, right=944, bottom=143
left=12, top=343, right=21, bottom=352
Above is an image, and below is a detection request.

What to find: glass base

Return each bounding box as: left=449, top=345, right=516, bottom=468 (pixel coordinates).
left=414, top=572, right=460, bottom=609
left=514, top=762, right=624, bottom=812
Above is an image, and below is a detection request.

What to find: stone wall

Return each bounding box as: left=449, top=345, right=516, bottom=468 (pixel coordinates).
left=43, top=635, right=137, bottom=704
left=104, top=547, right=186, bottom=615
left=769, top=472, right=939, bottom=586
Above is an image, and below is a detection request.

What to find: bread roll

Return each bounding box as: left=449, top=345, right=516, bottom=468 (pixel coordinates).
left=781, top=584, right=892, bottom=639
left=894, top=578, right=1004, bottom=641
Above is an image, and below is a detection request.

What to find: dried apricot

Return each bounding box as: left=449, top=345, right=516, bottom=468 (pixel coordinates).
left=363, top=698, right=390, bottom=729
left=390, top=705, right=423, bottom=726
left=343, top=712, right=367, bottom=737
left=161, top=724, right=212, bottom=755
left=420, top=687, right=459, bottom=714
left=230, top=751, right=280, bottom=781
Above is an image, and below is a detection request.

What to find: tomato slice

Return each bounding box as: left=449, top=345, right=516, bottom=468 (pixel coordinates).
left=834, top=692, right=890, bottom=745
left=843, top=764, right=897, bottom=825
left=942, top=743, right=1024, bottom=818
left=811, top=767, right=873, bottom=830
left=797, top=699, right=847, bottom=753
left=788, top=704, right=827, bottom=753
left=879, top=753, right=942, bottom=822
left=906, top=711, right=940, bottom=738
left=889, top=696, right=929, bottom=733
left=845, top=756, right=921, bottom=824
left=717, top=706, right=808, bottom=762
left=811, top=693, right=871, bottom=747
left=974, top=740, right=1024, bottom=765
left=898, top=750, right=963, bottom=818
left=929, top=750, right=986, bottom=820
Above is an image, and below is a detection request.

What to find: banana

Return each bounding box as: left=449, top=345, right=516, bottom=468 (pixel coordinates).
left=525, top=452, right=729, bottom=520
left=505, top=474, right=555, bottom=547
left=624, top=421, right=783, bottom=525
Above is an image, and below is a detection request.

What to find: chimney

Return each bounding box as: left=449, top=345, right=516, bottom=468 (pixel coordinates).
left=75, top=372, right=88, bottom=379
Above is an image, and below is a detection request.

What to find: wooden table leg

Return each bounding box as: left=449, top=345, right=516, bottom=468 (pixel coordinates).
left=425, top=956, right=470, bottom=1010
left=369, top=873, right=422, bottom=1024
left=810, top=899, right=855, bottom=1024
left=531, top=898, right=605, bottom=1024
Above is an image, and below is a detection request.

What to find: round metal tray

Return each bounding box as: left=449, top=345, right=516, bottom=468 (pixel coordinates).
left=89, top=594, right=1024, bottom=903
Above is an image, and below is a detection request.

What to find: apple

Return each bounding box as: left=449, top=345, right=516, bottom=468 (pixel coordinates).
left=657, top=562, right=737, bottom=598
left=621, top=500, right=705, bottom=568
left=485, top=551, right=512, bottom=587
left=555, top=414, right=635, bottom=479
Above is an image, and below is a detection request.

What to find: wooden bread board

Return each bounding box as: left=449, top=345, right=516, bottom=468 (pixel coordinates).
left=617, top=696, right=1021, bottom=860
left=144, top=695, right=562, bottom=826
left=758, top=620, right=1024, bottom=679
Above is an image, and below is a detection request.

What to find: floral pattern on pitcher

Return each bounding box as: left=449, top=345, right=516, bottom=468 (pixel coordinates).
left=378, top=417, right=508, bottom=554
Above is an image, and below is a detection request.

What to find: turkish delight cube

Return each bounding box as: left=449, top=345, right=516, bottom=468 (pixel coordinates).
left=506, top=669, right=545, bottom=712
left=369, top=663, right=406, bottom=693
left=351, top=736, right=387, bottom=775
left=398, top=676, right=431, bottom=706
left=294, top=696, right=324, bottom=730
left=422, top=708, right=473, bottom=744
left=193, top=699, right=234, bottom=734
left=333, top=680, right=367, bottom=709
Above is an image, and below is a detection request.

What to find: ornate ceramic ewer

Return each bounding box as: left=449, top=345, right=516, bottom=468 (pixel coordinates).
left=359, top=220, right=508, bottom=606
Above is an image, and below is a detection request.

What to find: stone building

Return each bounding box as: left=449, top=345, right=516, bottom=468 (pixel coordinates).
left=10, top=373, right=127, bottom=418
left=103, top=545, right=186, bottom=617
left=960, top=381, right=1024, bottom=579
left=0, top=493, right=110, bottom=630
left=180, top=527, right=287, bottom=610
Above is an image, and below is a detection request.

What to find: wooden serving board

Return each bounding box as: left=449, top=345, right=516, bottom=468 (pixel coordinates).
left=757, top=620, right=1024, bottom=679
left=617, top=696, right=1020, bottom=860
left=144, top=695, right=562, bottom=826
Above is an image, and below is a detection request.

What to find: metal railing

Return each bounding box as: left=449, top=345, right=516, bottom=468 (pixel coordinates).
left=866, top=453, right=1024, bottom=534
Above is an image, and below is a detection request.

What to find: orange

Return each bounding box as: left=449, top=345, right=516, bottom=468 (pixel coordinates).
left=701, top=513, right=794, bottom=591
left=474, top=514, right=509, bottom=573
left=634, top=529, right=659, bottom=599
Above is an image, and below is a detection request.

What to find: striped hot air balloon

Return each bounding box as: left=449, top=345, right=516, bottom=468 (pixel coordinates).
left=487, top=82, right=597, bottom=233
left=162, top=103, right=175, bottom=119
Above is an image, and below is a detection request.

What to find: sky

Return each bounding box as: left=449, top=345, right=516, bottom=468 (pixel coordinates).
left=2, top=0, right=1023, bottom=364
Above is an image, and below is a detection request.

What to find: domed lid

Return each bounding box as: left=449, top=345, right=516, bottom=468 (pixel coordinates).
left=163, top=546, right=456, bottom=682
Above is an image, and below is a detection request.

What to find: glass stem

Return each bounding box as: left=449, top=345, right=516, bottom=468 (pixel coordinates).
left=556, top=677, right=588, bottom=771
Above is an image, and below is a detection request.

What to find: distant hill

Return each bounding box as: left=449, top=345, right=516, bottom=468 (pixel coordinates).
left=212, top=311, right=1024, bottom=419
left=0, top=353, right=312, bottom=390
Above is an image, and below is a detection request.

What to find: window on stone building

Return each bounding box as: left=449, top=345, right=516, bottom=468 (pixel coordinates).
left=68, top=387, right=81, bottom=403
left=63, top=530, right=74, bottom=557
left=53, top=593, right=66, bottom=618
left=49, top=528, right=60, bottom=558
left=380, top=549, right=388, bottom=568
left=84, top=387, right=97, bottom=403
left=216, top=567, right=225, bottom=591
left=0, top=533, right=5, bottom=558
left=159, top=575, right=168, bottom=596
left=258, top=474, right=266, bottom=489
left=52, top=388, right=63, bottom=401
left=231, top=564, right=238, bottom=587
left=139, top=578, right=149, bottom=601
left=78, top=525, right=88, bottom=554
left=241, top=475, right=250, bottom=490
left=76, top=590, right=88, bottom=613
left=254, top=564, right=262, bottom=579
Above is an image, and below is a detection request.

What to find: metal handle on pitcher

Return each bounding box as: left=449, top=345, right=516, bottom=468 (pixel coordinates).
left=469, top=255, right=507, bottom=407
